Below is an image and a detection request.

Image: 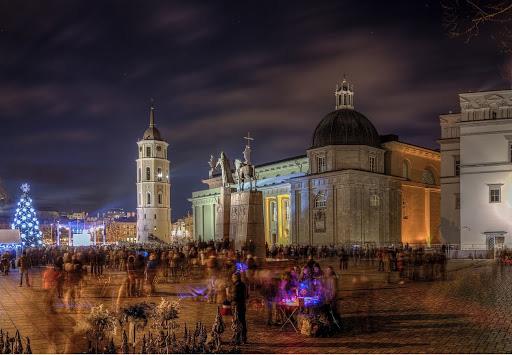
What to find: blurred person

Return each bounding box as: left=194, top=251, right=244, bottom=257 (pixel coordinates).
left=298, top=266, right=312, bottom=296
left=134, top=254, right=145, bottom=296
left=89, top=249, right=97, bottom=276
left=146, top=254, right=158, bottom=295
left=43, top=266, right=61, bottom=314
left=1, top=251, right=10, bottom=276
left=228, top=272, right=248, bottom=344
left=126, top=255, right=136, bottom=297
left=17, top=251, right=31, bottom=287
left=97, top=248, right=105, bottom=275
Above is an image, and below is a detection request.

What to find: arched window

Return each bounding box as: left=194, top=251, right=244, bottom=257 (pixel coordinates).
left=147, top=193, right=151, bottom=205
left=402, top=161, right=409, bottom=179
left=157, top=168, right=162, bottom=182
left=315, top=194, right=327, bottom=208
left=138, top=168, right=141, bottom=182
left=146, top=167, right=151, bottom=181
left=370, top=194, right=380, bottom=207
left=422, top=169, right=435, bottom=185
left=158, top=193, right=162, bottom=205
left=146, top=146, right=151, bottom=157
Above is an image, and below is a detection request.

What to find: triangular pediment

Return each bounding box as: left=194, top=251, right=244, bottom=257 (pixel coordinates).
left=486, top=94, right=504, bottom=101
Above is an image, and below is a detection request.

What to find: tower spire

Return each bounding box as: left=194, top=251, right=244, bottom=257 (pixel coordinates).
left=149, top=99, right=155, bottom=128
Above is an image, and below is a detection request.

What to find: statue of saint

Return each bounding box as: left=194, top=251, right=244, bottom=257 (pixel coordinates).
left=215, top=151, right=235, bottom=187
left=208, top=154, right=217, bottom=178
left=243, top=145, right=251, bottom=165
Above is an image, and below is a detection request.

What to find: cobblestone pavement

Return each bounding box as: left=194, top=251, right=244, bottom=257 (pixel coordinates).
left=0, top=258, right=510, bottom=353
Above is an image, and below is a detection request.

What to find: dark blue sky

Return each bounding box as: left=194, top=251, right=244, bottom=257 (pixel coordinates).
left=0, top=0, right=509, bottom=219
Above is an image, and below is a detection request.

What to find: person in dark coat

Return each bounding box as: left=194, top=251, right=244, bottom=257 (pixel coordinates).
left=228, top=273, right=248, bottom=343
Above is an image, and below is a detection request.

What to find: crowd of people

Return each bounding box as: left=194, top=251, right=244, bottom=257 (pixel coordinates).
left=0, top=240, right=451, bottom=338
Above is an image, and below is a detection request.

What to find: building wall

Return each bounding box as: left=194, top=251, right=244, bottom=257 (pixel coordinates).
left=290, top=170, right=402, bottom=246
left=381, top=140, right=441, bottom=246
left=439, top=113, right=462, bottom=244
left=460, top=116, right=512, bottom=248
left=308, top=145, right=385, bottom=174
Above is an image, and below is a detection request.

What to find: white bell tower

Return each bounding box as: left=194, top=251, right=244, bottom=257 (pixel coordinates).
left=136, top=103, right=171, bottom=243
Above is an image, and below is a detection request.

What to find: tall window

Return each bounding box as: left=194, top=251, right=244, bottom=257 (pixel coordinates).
left=489, top=185, right=501, bottom=203
left=369, top=156, right=376, bottom=172
left=147, top=193, right=151, bottom=205
left=138, top=168, right=141, bottom=182
left=315, top=194, right=326, bottom=208
left=402, top=161, right=409, bottom=179
left=146, top=146, right=151, bottom=157
left=455, top=159, right=460, bottom=176
left=158, top=193, right=162, bottom=205
left=422, top=169, right=435, bottom=185
left=317, top=156, right=326, bottom=173
left=370, top=195, right=379, bottom=207
left=157, top=168, right=162, bottom=182
left=146, top=167, right=151, bottom=180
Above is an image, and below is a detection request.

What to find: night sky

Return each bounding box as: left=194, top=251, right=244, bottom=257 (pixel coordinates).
left=0, top=0, right=509, bottom=219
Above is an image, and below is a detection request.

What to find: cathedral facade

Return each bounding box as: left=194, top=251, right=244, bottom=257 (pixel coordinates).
left=190, top=80, right=440, bottom=247
left=136, top=105, right=171, bottom=243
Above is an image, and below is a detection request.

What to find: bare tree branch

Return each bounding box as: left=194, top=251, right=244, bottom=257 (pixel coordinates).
left=442, top=0, right=512, bottom=52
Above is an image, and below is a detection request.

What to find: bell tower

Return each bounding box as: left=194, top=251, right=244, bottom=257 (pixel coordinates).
left=136, top=103, right=171, bottom=243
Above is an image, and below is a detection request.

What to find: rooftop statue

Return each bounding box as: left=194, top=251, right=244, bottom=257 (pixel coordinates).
left=208, top=154, right=218, bottom=178
left=215, top=152, right=235, bottom=187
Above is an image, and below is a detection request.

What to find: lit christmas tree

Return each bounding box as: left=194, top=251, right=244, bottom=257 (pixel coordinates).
left=11, top=184, right=43, bottom=247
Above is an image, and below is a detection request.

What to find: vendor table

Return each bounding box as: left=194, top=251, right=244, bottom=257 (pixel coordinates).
left=278, top=305, right=299, bottom=333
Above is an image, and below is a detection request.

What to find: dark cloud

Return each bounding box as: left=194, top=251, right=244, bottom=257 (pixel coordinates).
left=0, top=0, right=508, bottom=218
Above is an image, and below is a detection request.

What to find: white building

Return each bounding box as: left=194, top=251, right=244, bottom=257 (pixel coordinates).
left=136, top=104, right=171, bottom=243
left=439, top=89, right=512, bottom=252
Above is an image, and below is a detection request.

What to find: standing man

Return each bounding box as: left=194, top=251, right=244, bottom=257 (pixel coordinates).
left=17, top=251, right=31, bottom=287
left=228, top=273, right=248, bottom=344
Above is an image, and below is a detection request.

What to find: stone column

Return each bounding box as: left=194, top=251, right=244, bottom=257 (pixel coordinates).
left=215, top=187, right=233, bottom=242
left=229, top=190, right=265, bottom=258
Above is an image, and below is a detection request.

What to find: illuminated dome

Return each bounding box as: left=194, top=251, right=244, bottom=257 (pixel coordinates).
left=311, top=108, right=380, bottom=148
left=311, top=78, right=380, bottom=149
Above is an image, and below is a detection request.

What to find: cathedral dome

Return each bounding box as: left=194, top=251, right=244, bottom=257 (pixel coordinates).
left=311, top=109, right=380, bottom=149
left=311, top=78, right=380, bottom=149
